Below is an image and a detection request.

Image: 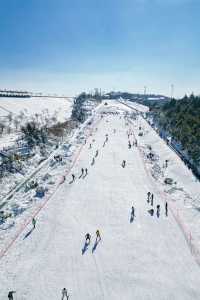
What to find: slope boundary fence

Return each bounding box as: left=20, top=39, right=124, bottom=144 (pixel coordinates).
left=129, top=120, right=200, bottom=268
left=0, top=115, right=102, bottom=260
left=122, top=103, right=200, bottom=268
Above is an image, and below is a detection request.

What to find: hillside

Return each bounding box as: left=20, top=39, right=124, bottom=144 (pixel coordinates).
left=147, top=95, right=200, bottom=169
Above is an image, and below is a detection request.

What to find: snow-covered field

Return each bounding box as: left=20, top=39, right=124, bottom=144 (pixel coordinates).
left=0, top=97, right=73, bottom=151
left=119, top=98, right=149, bottom=113
left=0, top=97, right=73, bottom=121
left=0, top=100, right=200, bottom=299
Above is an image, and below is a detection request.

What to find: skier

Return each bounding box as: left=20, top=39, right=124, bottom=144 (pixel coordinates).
left=96, top=230, right=101, bottom=242
left=61, top=288, right=69, bottom=300
left=85, top=168, right=88, bottom=175
left=165, top=202, right=168, bottom=217
left=8, top=291, right=16, bottom=300
left=32, top=218, right=36, bottom=229
left=95, top=150, right=99, bottom=157
left=165, top=159, right=169, bottom=168
left=122, top=160, right=126, bottom=168
left=156, top=205, right=160, bottom=218
left=149, top=208, right=154, bottom=216
left=72, top=174, right=75, bottom=182
left=135, top=139, right=138, bottom=147
left=131, top=206, right=135, bottom=218
left=128, top=141, right=131, bottom=149
left=81, top=168, right=84, bottom=176
left=89, top=143, right=92, bottom=149
left=85, top=233, right=91, bottom=244
left=151, top=193, right=154, bottom=206
left=91, top=158, right=95, bottom=165
left=147, top=191, right=151, bottom=203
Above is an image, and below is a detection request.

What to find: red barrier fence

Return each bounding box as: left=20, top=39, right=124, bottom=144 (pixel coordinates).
left=0, top=116, right=102, bottom=260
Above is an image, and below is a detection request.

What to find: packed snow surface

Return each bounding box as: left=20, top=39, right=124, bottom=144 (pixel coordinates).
left=0, top=100, right=200, bottom=299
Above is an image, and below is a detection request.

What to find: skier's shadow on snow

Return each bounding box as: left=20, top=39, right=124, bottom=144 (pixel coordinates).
left=23, top=227, right=34, bottom=240
left=92, top=240, right=100, bottom=253
left=82, top=242, right=89, bottom=255
left=69, top=180, right=74, bottom=184
left=83, top=173, right=88, bottom=179
left=130, top=214, right=134, bottom=223
left=92, top=241, right=99, bottom=253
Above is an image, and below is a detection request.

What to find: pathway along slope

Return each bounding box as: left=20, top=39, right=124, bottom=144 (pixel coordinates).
left=0, top=108, right=200, bottom=299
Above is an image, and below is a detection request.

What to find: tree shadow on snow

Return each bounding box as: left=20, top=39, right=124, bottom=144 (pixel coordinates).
left=23, top=227, right=34, bottom=240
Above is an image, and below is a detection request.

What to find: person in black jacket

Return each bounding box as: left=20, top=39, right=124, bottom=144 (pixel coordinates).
left=8, top=291, right=16, bottom=300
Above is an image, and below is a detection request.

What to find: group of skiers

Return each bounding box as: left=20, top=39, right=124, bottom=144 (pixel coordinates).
left=70, top=168, right=88, bottom=183
left=85, top=230, right=101, bottom=245
left=91, top=147, right=101, bottom=166
left=147, top=192, right=168, bottom=217
left=7, top=288, right=70, bottom=300
left=128, top=139, right=138, bottom=149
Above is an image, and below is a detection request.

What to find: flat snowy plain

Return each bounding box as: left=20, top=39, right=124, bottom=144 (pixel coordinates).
left=0, top=100, right=200, bottom=299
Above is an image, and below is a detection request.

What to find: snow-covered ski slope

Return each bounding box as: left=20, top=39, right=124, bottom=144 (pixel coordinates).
left=1, top=101, right=200, bottom=300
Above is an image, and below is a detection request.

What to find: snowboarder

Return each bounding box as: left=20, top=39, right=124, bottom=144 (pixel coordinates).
left=151, top=193, right=154, bottom=206
left=165, top=202, right=168, bottom=217
left=122, top=160, right=126, bottom=168
left=32, top=218, right=36, bottom=229
left=147, top=192, right=151, bottom=203
left=156, top=205, right=160, bottom=218
left=85, top=233, right=91, bottom=244
left=8, top=291, right=16, bottom=300
left=61, top=288, right=69, bottom=300
left=96, top=230, right=101, bottom=242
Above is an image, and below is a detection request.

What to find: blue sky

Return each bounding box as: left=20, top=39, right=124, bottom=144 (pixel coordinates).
left=0, top=0, right=200, bottom=97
